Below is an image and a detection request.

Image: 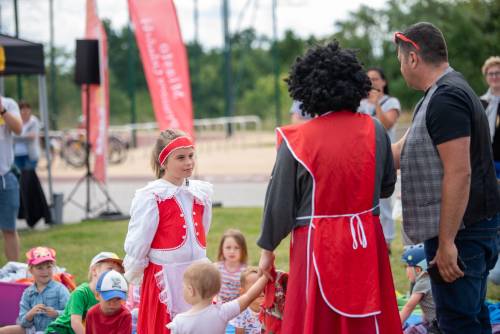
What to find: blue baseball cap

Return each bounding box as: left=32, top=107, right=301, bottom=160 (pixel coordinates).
left=96, top=270, right=128, bottom=301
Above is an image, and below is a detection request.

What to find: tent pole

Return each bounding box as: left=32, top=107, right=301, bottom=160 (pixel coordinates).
left=38, top=75, right=53, bottom=204
left=49, top=0, right=57, bottom=130
left=13, top=0, right=22, bottom=99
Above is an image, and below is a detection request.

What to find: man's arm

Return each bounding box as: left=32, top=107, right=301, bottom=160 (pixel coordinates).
left=257, top=143, right=299, bottom=251
left=432, top=136, right=470, bottom=282
left=2, top=110, right=22, bottom=134
left=391, top=128, right=409, bottom=170
left=257, top=143, right=299, bottom=277
left=379, top=124, right=397, bottom=198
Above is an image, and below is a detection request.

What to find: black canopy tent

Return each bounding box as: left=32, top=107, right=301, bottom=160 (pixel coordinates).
left=0, top=34, right=54, bottom=205
left=0, top=34, right=45, bottom=74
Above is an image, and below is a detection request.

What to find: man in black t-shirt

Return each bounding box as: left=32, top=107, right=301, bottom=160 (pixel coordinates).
left=392, top=22, right=500, bottom=334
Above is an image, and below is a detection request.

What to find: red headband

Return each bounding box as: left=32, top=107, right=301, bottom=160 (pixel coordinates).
left=158, top=136, right=194, bottom=166
left=394, top=32, right=421, bottom=51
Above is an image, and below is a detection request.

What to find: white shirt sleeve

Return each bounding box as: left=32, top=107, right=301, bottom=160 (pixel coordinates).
left=166, top=319, right=178, bottom=333
left=2, top=97, right=20, bottom=116
left=220, top=300, right=241, bottom=322
left=1, top=97, right=21, bottom=136
left=123, top=190, right=159, bottom=284
left=381, top=97, right=401, bottom=114
left=27, top=116, right=40, bottom=134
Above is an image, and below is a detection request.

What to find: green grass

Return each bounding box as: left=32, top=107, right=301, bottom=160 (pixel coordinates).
left=1, top=207, right=498, bottom=299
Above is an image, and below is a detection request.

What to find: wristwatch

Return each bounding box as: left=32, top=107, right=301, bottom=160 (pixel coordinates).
left=0, top=108, right=6, bottom=116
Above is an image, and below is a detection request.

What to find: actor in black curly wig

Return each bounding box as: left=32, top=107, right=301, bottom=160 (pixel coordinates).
left=286, top=41, right=372, bottom=118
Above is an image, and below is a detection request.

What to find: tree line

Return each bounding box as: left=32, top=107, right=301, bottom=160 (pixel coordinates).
left=3, top=0, right=499, bottom=129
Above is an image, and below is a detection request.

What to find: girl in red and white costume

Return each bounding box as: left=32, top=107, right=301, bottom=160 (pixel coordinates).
left=123, top=129, right=213, bottom=334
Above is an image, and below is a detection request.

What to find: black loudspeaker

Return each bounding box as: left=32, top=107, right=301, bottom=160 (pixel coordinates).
left=75, top=39, right=100, bottom=85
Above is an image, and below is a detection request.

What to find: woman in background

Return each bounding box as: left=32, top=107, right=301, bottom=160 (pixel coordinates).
left=358, top=67, right=401, bottom=252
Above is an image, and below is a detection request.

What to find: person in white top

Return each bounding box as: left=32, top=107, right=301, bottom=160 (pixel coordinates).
left=480, top=56, right=500, bottom=286
left=358, top=67, right=401, bottom=252
left=167, top=262, right=268, bottom=334
left=13, top=101, right=40, bottom=170
left=0, top=96, right=22, bottom=261
left=123, top=129, right=213, bottom=334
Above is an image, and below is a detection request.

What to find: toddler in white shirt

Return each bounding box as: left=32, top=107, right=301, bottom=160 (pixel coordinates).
left=167, top=262, right=267, bottom=334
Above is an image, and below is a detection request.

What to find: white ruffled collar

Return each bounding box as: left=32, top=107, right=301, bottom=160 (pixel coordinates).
left=137, top=178, right=212, bottom=203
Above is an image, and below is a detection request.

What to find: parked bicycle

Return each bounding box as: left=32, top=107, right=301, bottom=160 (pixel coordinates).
left=58, top=131, right=129, bottom=168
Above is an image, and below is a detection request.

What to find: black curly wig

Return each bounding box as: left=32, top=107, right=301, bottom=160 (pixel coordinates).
left=286, top=41, right=371, bottom=117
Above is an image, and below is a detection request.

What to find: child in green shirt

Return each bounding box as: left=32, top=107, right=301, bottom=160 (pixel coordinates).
left=45, top=252, right=124, bottom=334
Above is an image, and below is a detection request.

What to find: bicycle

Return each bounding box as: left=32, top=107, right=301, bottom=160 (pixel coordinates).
left=61, top=131, right=129, bottom=168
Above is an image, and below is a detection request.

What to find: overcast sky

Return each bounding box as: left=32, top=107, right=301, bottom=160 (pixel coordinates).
left=0, top=0, right=387, bottom=51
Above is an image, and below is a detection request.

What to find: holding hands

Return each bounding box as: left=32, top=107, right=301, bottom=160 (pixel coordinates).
left=258, top=249, right=275, bottom=281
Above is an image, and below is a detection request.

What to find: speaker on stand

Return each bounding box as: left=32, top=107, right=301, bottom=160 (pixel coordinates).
left=65, top=39, right=126, bottom=221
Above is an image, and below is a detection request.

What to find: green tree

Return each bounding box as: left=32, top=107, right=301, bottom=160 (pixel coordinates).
left=332, top=0, right=500, bottom=110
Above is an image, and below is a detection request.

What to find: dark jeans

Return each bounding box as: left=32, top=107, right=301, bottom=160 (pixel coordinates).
left=424, top=214, right=500, bottom=334
left=14, top=154, right=37, bottom=170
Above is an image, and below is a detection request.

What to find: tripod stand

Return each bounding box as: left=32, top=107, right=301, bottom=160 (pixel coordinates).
left=64, top=84, right=126, bottom=221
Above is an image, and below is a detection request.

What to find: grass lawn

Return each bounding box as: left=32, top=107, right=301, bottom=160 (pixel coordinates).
left=1, top=207, right=499, bottom=300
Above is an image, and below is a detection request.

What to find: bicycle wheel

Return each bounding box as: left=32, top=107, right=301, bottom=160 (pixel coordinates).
left=108, top=136, right=128, bottom=165
left=63, top=139, right=86, bottom=168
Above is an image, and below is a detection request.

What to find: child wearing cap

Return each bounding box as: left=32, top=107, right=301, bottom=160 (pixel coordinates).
left=45, top=252, right=124, bottom=334
left=85, top=270, right=132, bottom=334
left=400, top=244, right=440, bottom=334
left=167, top=262, right=268, bottom=334
left=0, top=247, right=69, bottom=334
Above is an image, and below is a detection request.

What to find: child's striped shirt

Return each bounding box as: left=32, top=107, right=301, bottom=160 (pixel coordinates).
left=216, top=261, right=247, bottom=303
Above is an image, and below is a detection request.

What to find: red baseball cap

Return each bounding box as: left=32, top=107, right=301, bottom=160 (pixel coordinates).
left=26, top=247, right=56, bottom=266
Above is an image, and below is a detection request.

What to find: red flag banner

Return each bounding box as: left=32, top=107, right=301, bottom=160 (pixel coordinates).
left=83, top=0, right=109, bottom=183
left=128, top=0, right=194, bottom=137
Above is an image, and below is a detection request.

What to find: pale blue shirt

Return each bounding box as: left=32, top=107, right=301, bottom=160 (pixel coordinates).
left=17, top=280, right=70, bottom=331
left=358, top=95, right=401, bottom=142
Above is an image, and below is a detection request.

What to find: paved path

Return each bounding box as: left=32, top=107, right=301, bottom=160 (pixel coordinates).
left=20, top=126, right=407, bottom=229
left=17, top=178, right=269, bottom=229
left=19, top=131, right=275, bottom=228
